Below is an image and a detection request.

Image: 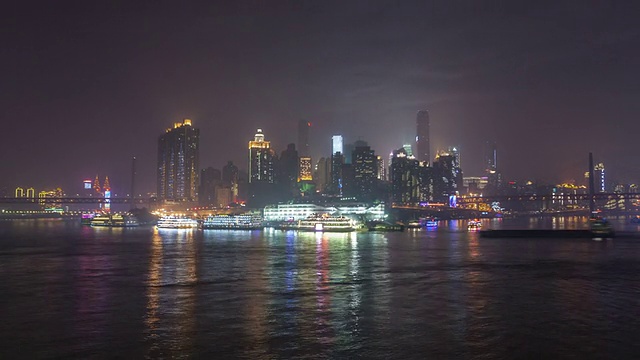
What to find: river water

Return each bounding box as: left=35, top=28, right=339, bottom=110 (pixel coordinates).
left=0, top=217, right=639, bottom=359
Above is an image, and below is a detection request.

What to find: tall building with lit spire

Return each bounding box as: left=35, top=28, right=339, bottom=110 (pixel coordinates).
left=157, top=119, right=200, bottom=202
left=248, top=129, right=275, bottom=183
left=248, top=129, right=276, bottom=206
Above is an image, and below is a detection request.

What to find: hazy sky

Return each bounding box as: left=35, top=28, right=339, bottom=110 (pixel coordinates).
left=2, top=1, right=639, bottom=195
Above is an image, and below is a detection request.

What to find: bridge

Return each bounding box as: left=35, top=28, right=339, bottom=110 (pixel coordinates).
left=456, top=192, right=640, bottom=204
left=0, top=197, right=158, bottom=205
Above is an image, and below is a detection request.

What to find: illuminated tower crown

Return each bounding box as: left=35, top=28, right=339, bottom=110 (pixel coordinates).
left=103, top=176, right=111, bottom=191
left=93, top=175, right=101, bottom=194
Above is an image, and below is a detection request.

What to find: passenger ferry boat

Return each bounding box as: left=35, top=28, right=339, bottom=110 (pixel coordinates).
left=156, top=216, right=198, bottom=229
left=90, top=213, right=139, bottom=227
left=296, top=214, right=356, bottom=232
left=467, top=219, right=482, bottom=230
left=202, top=214, right=263, bottom=230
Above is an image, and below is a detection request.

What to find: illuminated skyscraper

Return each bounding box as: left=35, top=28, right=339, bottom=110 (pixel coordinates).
left=416, top=110, right=430, bottom=163
left=332, top=135, right=343, bottom=155
left=299, top=157, right=313, bottom=181
left=248, top=129, right=274, bottom=183
left=248, top=129, right=276, bottom=206
left=298, top=120, right=311, bottom=157
left=157, top=119, right=200, bottom=202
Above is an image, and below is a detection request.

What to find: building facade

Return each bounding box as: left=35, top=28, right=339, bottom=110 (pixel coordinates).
left=157, top=119, right=199, bottom=201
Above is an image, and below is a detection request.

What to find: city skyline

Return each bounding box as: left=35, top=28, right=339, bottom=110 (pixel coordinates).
left=2, top=2, right=639, bottom=193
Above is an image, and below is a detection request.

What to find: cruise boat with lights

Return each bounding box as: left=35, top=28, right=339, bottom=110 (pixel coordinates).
left=296, top=214, right=357, bottom=232
left=423, top=218, right=438, bottom=227
left=156, top=216, right=199, bottom=229
left=467, top=219, right=482, bottom=230
left=90, top=213, right=139, bottom=227
left=202, top=214, right=263, bottom=230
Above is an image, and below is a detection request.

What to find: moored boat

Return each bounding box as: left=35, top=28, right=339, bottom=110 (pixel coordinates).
left=296, top=214, right=357, bottom=232
left=157, top=216, right=198, bottom=229
left=91, top=213, right=139, bottom=227
left=202, top=214, right=263, bottom=230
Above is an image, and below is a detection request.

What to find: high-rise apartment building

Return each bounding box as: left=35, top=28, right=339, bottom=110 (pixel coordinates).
left=157, top=119, right=199, bottom=201
left=416, top=110, right=430, bottom=163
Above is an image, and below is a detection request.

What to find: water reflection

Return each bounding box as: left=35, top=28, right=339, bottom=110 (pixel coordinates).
left=145, top=229, right=197, bottom=358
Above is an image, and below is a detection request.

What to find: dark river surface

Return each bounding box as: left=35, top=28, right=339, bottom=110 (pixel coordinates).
left=1, top=217, right=639, bottom=359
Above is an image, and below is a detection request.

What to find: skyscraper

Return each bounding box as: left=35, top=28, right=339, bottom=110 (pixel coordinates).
left=416, top=110, right=430, bottom=163
left=353, top=143, right=377, bottom=201
left=157, top=119, right=200, bottom=202
left=298, top=120, right=311, bottom=157
left=248, top=129, right=274, bottom=183
left=298, top=157, right=313, bottom=181
left=332, top=135, right=343, bottom=155
left=248, top=129, right=276, bottom=207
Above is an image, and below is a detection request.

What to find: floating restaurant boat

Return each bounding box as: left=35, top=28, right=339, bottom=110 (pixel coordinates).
left=296, top=214, right=357, bottom=232
left=156, top=216, right=198, bottom=229
left=202, top=214, right=263, bottom=230
left=90, top=213, right=139, bottom=227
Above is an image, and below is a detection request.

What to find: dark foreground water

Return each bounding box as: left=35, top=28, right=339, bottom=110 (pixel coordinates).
left=1, top=218, right=639, bottom=359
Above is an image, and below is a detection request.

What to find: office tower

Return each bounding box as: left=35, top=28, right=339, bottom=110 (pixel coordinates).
left=199, top=167, right=221, bottom=206
left=299, top=157, right=313, bottom=181
left=157, top=119, right=200, bottom=202
left=594, top=163, right=605, bottom=192
left=353, top=143, right=377, bottom=201
left=248, top=129, right=274, bottom=183
left=298, top=120, right=311, bottom=157
left=416, top=110, right=430, bottom=163
left=332, top=135, right=343, bottom=155
left=222, top=161, right=239, bottom=202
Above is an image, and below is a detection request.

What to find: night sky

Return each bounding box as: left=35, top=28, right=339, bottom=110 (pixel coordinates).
left=2, top=1, right=639, bottom=195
